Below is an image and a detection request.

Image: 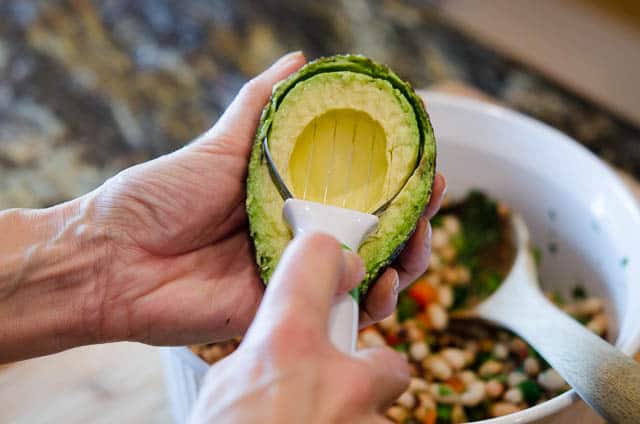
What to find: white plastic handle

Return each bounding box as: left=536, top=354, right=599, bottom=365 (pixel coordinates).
left=283, top=199, right=379, bottom=354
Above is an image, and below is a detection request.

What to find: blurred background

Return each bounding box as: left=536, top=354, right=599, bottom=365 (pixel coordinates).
left=0, top=0, right=639, bottom=422
left=0, top=0, right=639, bottom=211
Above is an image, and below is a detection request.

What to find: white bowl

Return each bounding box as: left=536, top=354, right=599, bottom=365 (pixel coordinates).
left=162, top=92, right=640, bottom=423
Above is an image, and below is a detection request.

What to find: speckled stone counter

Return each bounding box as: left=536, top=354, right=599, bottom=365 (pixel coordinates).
left=1, top=0, right=638, bottom=209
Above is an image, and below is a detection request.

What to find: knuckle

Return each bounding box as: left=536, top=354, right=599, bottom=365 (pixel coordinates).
left=239, top=78, right=263, bottom=99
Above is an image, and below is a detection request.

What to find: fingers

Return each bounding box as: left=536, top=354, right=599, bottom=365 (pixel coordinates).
left=249, top=233, right=364, bottom=337
left=395, top=173, right=446, bottom=289
left=359, top=173, right=446, bottom=325
left=355, top=346, right=410, bottom=411
left=202, top=51, right=307, bottom=155
left=359, top=268, right=399, bottom=328
left=395, top=217, right=432, bottom=290
left=424, top=173, right=447, bottom=220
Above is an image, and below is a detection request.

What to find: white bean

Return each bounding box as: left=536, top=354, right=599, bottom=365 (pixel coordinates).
left=359, top=329, right=386, bottom=348
left=485, top=379, right=504, bottom=398
left=378, top=311, right=398, bottom=331
left=409, top=377, right=429, bottom=393
left=587, top=313, right=607, bottom=336
left=423, top=355, right=453, bottom=381
left=504, top=387, right=523, bottom=403
left=386, top=406, right=409, bottom=422
left=456, top=266, right=471, bottom=284
left=429, top=253, right=443, bottom=271
left=396, top=391, right=415, bottom=409
left=443, top=215, right=461, bottom=235
left=437, top=285, right=453, bottom=308
left=426, top=272, right=442, bottom=286
left=427, top=303, right=448, bottom=330
left=409, top=341, right=429, bottom=362
left=508, top=371, right=527, bottom=387
left=441, top=246, right=457, bottom=263
left=432, top=228, right=449, bottom=249
left=441, top=348, right=467, bottom=370
left=417, top=392, right=436, bottom=410
left=461, top=381, right=486, bottom=406
left=538, top=368, right=566, bottom=392
left=458, top=370, right=477, bottom=385
left=479, top=360, right=503, bottom=377
left=413, top=407, right=429, bottom=421
left=492, top=342, right=509, bottom=360
left=579, top=297, right=604, bottom=315
left=491, top=402, right=522, bottom=417
left=524, top=357, right=540, bottom=376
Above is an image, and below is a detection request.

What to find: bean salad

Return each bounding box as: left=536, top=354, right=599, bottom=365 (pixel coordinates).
left=191, top=191, right=608, bottom=423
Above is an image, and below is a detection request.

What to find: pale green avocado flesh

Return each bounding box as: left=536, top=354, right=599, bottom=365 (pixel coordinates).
left=246, top=55, right=436, bottom=296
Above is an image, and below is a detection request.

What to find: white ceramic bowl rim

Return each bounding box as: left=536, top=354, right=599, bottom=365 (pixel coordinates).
left=422, top=91, right=640, bottom=423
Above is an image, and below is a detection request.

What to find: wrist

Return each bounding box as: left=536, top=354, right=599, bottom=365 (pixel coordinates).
left=0, top=194, right=112, bottom=362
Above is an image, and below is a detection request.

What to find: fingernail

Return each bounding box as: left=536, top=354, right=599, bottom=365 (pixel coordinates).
left=274, top=51, right=304, bottom=67
left=440, top=178, right=448, bottom=200
left=423, top=219, right=432, bottom=249
left=343, top=250, right=365, bottom=286
left=392, top=271, right=400, bottom=297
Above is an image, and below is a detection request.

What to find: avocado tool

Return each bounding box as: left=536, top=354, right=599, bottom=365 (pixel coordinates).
left=263, top=110, right=410, bottom=354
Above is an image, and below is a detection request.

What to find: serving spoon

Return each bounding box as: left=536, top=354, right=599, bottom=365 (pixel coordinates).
left=455, top=213, right=640, bottom=423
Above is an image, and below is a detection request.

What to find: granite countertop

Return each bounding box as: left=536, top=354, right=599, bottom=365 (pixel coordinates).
left=1, top=0, right=639, bottom=209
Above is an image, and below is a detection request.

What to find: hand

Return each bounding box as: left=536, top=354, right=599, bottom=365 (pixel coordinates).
left=190, top=234, right=409, bottom=424
left=89, top=52, right=446, bottom=345
left=0, top=52, right=445, bottom=362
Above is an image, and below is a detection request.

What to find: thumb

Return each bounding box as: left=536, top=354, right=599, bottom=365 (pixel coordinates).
left=355, top=346, right=410, bottom=411
left=199, top=51, right=306, bottom=155
left=246, top=233, right=364, bottom=341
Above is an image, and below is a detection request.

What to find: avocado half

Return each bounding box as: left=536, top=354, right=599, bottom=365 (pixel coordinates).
left=247, top=54, right=436, bottom=295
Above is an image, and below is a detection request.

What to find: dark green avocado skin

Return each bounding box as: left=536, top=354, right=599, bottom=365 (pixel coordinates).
left=247, top=54, right=436, bottom=296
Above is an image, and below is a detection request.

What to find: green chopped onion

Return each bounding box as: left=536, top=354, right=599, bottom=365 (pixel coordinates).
left=518, top=379, right=542, bottom=404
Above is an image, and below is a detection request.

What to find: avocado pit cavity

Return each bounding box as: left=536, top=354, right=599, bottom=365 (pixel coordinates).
left=288, top=109, right=388, bottom=213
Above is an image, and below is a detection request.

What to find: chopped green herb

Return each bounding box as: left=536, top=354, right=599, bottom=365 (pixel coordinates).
left=477, top=271, right=501, bottom=297
left=431, top=214, right=444, bottom=228
left=548, top=242, right=558, bottom=254
left=436, top=404, right=452, bottom=423
left=438, top=384, right=455, bottom=396
left=572, top=285, right=586, bottom=300
left=452, top=286, right=469, bottom=309
left=474, top=351, right=493, bottom=366
left=518, top=379, right=542, bottom=404
left=493, top=374, right=509, bottom=384
left=621, top=257, right=629, bottom=268
left=397, top=295, right=419, bottom=322
left=394, top=342, right=409, bottom=353
left=456, top=191, right=500, bottom=264
left=465, top=403, right=490, bottom=421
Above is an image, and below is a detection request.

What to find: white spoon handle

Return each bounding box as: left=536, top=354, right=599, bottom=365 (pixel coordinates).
left=477, top=252, right=640, bottom=423
left=283, top=199, right=379, bottom=354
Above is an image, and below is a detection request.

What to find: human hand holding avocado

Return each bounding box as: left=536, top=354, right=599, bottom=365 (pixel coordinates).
left=190, top=233, right=411, bottom=424
left=0, top=52, right=444, bottom=362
